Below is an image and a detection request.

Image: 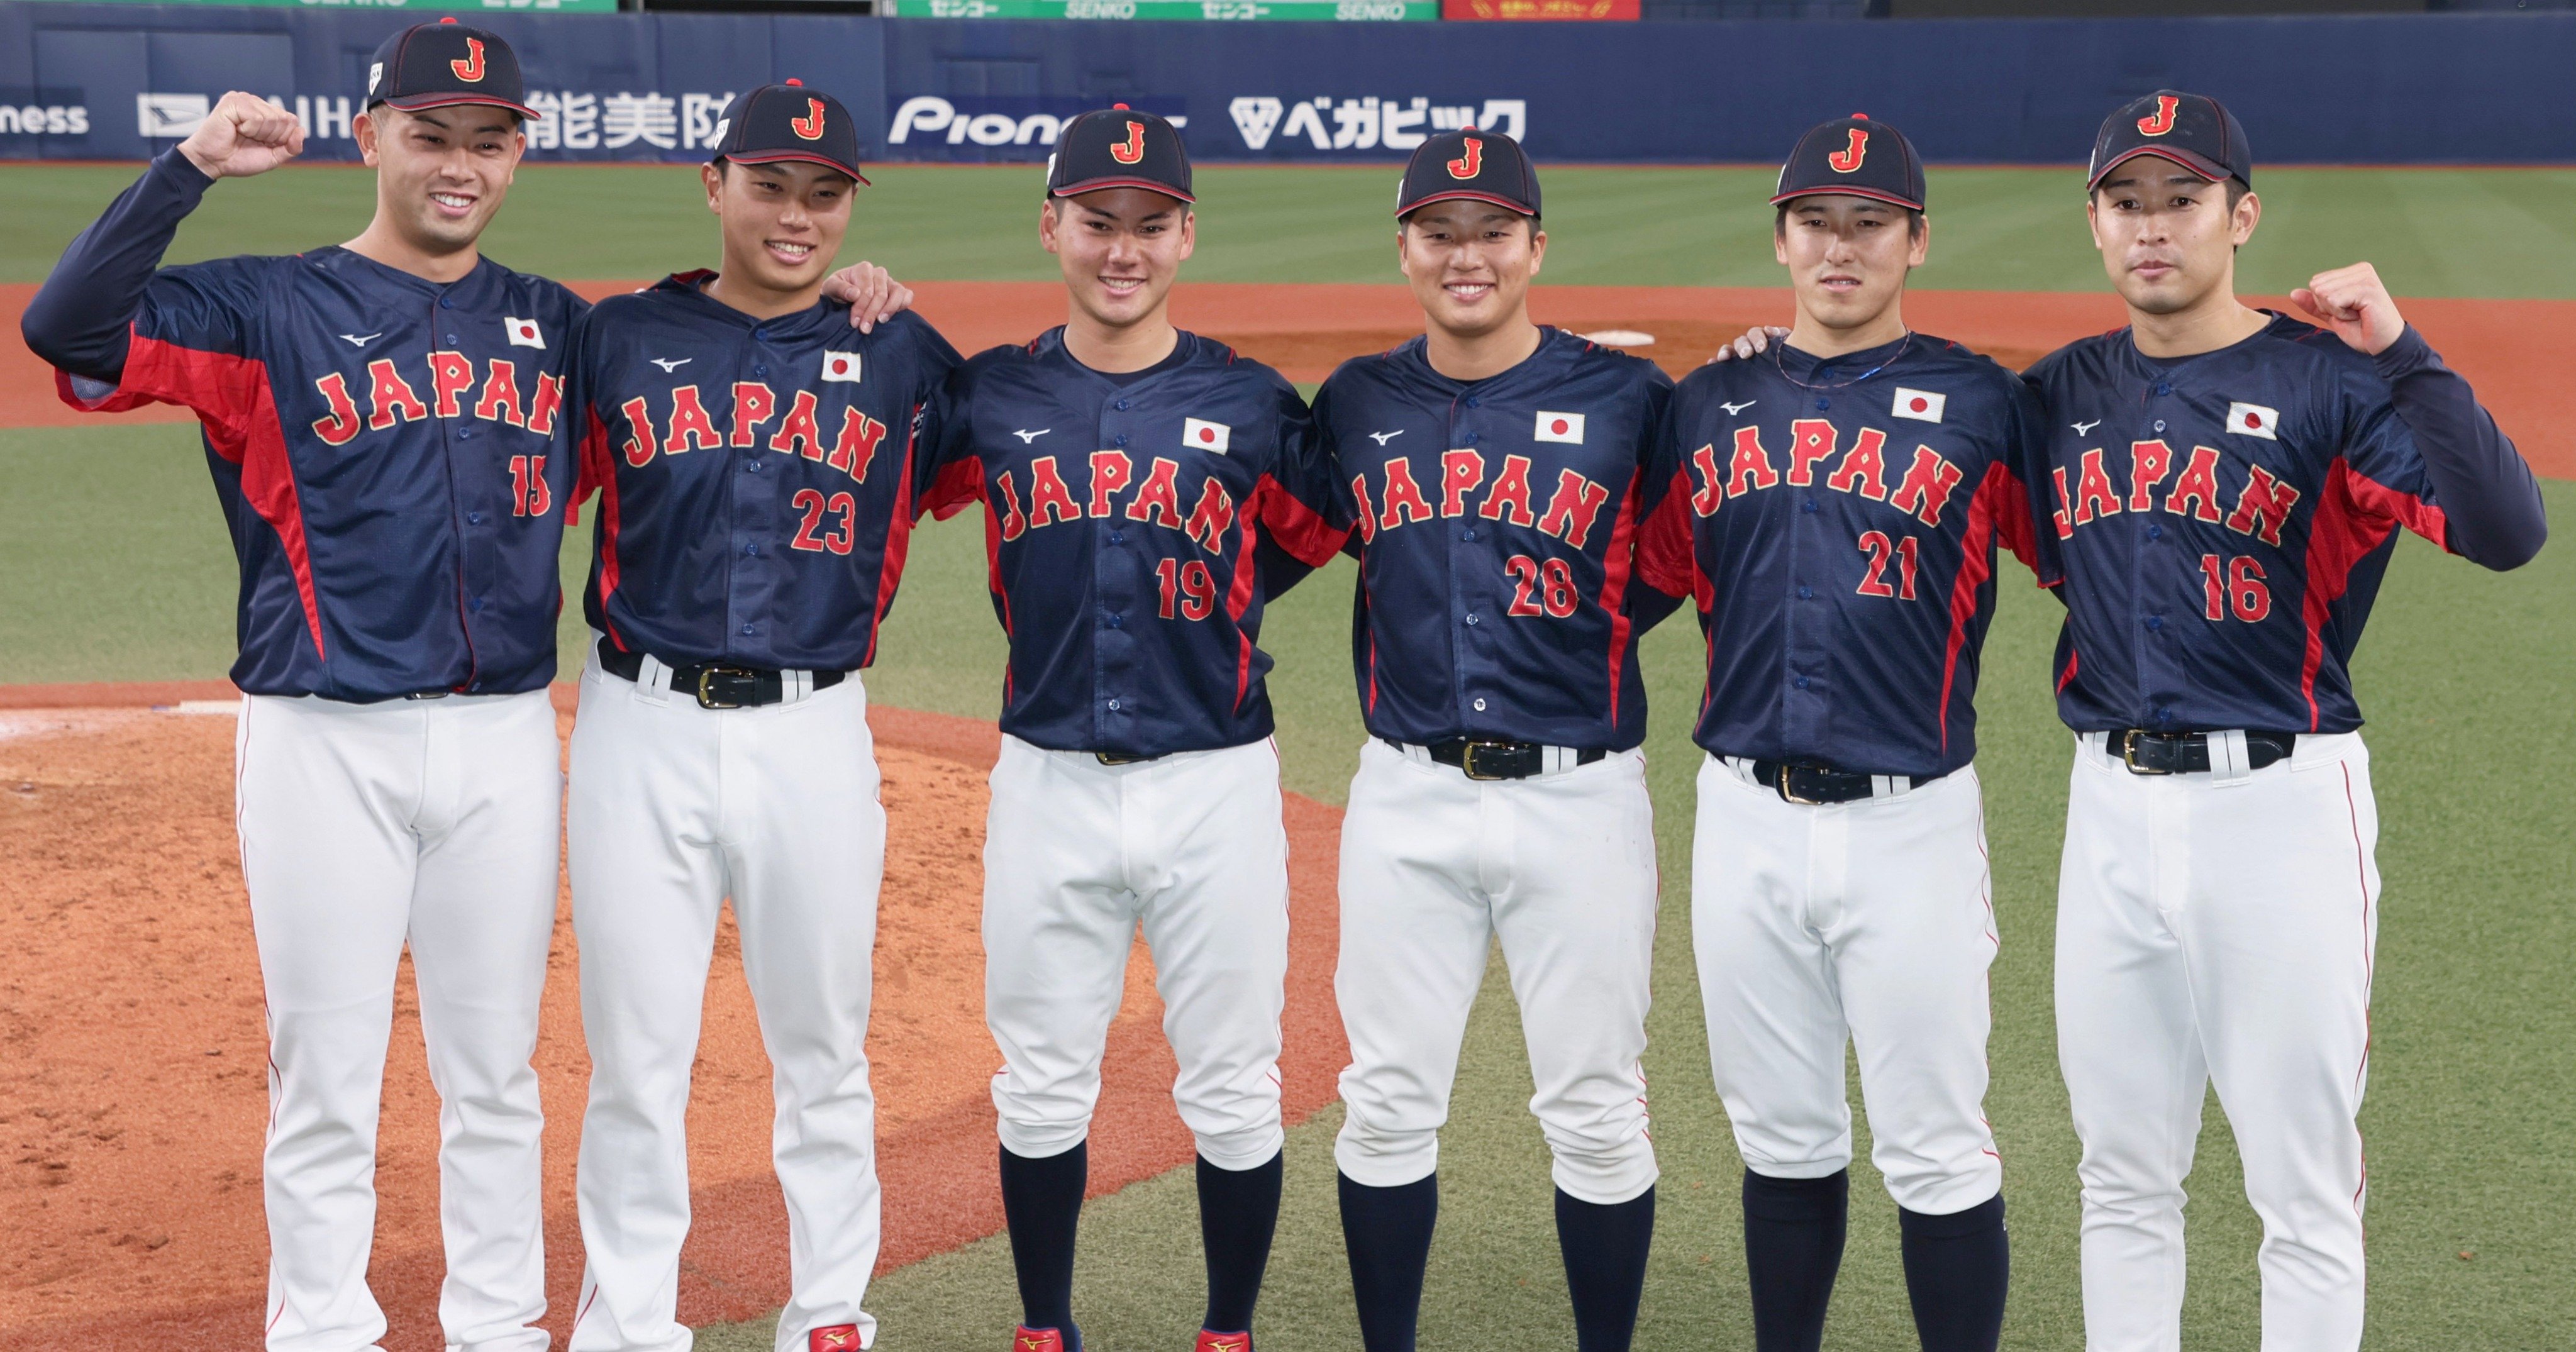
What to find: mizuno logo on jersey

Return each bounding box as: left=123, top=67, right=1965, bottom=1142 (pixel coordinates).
left=2072, top=419, right=2102, bottom=436
left=1719, top=400, right=1757, bottom=416
left=1184, top=418, right=1231, bottom=454
left=309, top=353, right=562, bottom=447
left=1368, top=429, right=1404, bottom=445
left=1348, top=450, right=1613, bottom=550
left=1011, top=428, right=1051, bottom=444
left=985, top=450, right=1240, bottom=557
left=614, top=382, right=892, bottom=484
left=649, top=357, right=691, bottom=372
left=339, top=332, right=382, bottom=348
left=1684, top=421, right=1964, bottom=527
left=2049, top=440, right=2302, bottom=547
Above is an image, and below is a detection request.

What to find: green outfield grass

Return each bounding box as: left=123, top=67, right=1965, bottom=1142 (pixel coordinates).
left=6, top=162, right=2576, bottom=296
left=4, top=160, right=2571, bottom=1349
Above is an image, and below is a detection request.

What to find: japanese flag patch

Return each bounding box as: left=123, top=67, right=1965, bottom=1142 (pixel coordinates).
left=2227, top=401, right=2279, bottom=440
left=820, top=352, right=863, bottom=384
left=1184, top=417, right=1231, bottom=454
left=1535, top=411, right=1585, bottom=443
left=504, top=317, right=546, bottom=350
left=1892, top=387, right=1944, bottom=423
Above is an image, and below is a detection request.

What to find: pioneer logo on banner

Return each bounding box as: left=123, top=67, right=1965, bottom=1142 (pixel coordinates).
left=887, top=94, right=1188, bottom=162
left=1227, top=97, right=1526, bottom=154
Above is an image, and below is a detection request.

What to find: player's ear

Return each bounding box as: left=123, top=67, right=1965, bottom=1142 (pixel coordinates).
left=1175, top=208, right=1196, bottom=263
left=1039, top=198, right=1063, bottom=255
left=2229, top=189, right=2261, bottom=248
left=354, top=108, right=382, bottom=168
left=1527, top=224, right=1545, bottom=277
left=701, top=161, right=726, bottom=215
left=1907, top=212, right=1930, bottom=269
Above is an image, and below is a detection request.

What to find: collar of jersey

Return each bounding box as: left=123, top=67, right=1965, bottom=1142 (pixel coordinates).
left=1396, top=323, right=1576, bottom=394
left=309, top=245, right=502, bottom=301
left=1035, top=326, right=1208, bottom=388
left=1772, top=331, right=1914, bottom=385
left=648, top=269, right=848, bottom=339
left=2118, top=308, right=2302, bottom=376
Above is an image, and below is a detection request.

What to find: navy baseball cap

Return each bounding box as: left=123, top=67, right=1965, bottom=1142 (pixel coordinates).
left=1770, top=113, right=1925, bottom=212
left=1046, top=105, right=1192, bottom=203
left=365, top=18, right=538, bottom=120
left=709, top=80, right=869, bottom=186
left=1396, top=128, right=1540, bottom=219
left=2088, top=91, right=2251, bottom=191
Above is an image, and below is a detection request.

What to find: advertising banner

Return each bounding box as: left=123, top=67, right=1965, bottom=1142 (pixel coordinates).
left=1441, top=0, right=1638, bottom=19
left=883, top=0, right=1432, bottom=18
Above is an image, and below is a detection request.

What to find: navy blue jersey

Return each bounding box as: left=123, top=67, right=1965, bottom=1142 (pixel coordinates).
left=570, top=275, right=962, bottom=672
left=2024, top=314, right=2541, bottom=734
left=919, top=329, right=1340, bottom=758
left=1638, top=334, right=2048, bottom=779
left=33, top=152, right=584, bottom=701
left=1313, top=328, right=1680, bottom=751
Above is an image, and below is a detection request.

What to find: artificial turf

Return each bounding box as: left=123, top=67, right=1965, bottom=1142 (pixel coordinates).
left=3, top=159, right=2571, bottom=1348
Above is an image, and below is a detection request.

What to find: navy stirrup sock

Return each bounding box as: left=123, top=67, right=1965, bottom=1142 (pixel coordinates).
left=1741, top=1168, right=1849, bottom=1352
left=1337, top=1170, right=1438, bottom=1352
left=1898, top=1193, right=2009, bottom=1352
left=1555, top=1185, right=1656, bottom=1352
left=1197, top=1151, right=1284, bottom=1336
left=1000, top=1142, right=1089, bottom=1340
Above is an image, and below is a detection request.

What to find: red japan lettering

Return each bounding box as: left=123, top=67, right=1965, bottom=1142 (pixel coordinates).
left=365, top=358, right=428, bottom=430
left=2223, top=463, right=2301, bottom=546
left=1825, top=426, right=1889, bottom=501
left=1088, top=450, right=1133, bottom=518
left=664, top=385, right=722, bottom=453
left=1889, top=446, right=1965, bottom=527
left=1689, top=443, right=1725, bottom=516
left=1026, top=455, right=1080, bottom=528
left=1185, top=477, right=1238, bottom=555
left=2126, top=438, right=2172, bottom=511
left=619, top=396, right=660, bottom=467
left=1378, top=458, right=1434, bottom=529
left=769, top=390, right=827, bottom=460
left=428, top=350, right=475, bottom=418
left=311, top=372, right=362, bottom=445
left=2070, top=448, right=2123, bottom=526
left=2165, top=445, right=2226, bottom=523
left=1348, top=472, right=1381, bottom=543
left=1787, top=419, right=1837, bottom=487
left=1537, top=469, right=1610, bottom=549
left=824, top=407, right=889, bottom=479
left=1726, top=426, right=1780, bottom=497
left=1440, top=448, right=1487, bottom=518
left=1477, top=453, right=1538, bottom=526
left=1127, top=457, right=1186, bottom=529
left=730, top=382, right=776, bottom=448
left=2050, top=466, right=2074, bottom=539
left=994, top=469, right=1029, bottom=540
left=473, top=359, right=525, bottom=427
left=525, top=372, right=565, bottom=436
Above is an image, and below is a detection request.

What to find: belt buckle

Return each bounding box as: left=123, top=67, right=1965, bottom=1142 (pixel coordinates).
left=1776, top=763, right=1826, bottom=806
left=1460, top=740, right=1518, bottom=782
left=694, top=666, right=757, bottom=710
left=2119, top=730, right=2172, bottom=775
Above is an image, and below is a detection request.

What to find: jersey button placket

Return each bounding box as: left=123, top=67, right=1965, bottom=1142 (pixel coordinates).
left=730, top=346, right=778, bottom=658
left=1448, top=401, right=1487, bottom=726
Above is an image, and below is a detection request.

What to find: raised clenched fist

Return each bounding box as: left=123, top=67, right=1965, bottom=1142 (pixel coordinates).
left=2290, top=262, right=2406, bottom=357
left=177, top=91, right=307, bottom=181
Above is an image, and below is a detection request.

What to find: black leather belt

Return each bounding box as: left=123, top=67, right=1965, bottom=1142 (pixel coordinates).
left=1750, top=760, right=1919, bottom=806
left=1392, top=737, right=1607, bottom=781
left=1094, top=751, right=1162, bottom=766
left=597, top=639, right=845, bottom=711
left=2106, top=729, right=2296, bottom=775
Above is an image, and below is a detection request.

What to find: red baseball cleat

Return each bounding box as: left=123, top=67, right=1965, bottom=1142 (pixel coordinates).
left=1014, top=1327, right=1076, bottom=1352
left=809, top=1326, right=863, bottom=1352
left=1196, top=1331, right=1253, bottom=1352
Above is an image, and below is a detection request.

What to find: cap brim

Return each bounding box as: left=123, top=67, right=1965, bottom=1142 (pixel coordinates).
left=375, top=92, right=543, bottom=120
left=1768, top=186, right=1924, bottom=211
left=1395, top=189, right=1538, bottom=219
left=1050, top=177, right=1195, bottom=204
left=724, top=148, right=873, bottom=186
left=2087, top=145, right=2235, bottom=190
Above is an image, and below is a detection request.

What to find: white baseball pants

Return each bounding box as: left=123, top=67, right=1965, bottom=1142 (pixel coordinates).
left=1333, top=740, right=1660, bottom=1205
left=2057, top=731, right=2380, bottom=1352
left=983, top=734, right=1290, bottom=1171
left=1690, top=756, right=2003, bottom=1216
left=567, top=657, right=887, bottom=1352
left=235, top=689, right=560, bottom=1352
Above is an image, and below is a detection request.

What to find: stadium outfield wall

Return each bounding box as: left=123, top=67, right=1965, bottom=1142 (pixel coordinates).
left=1, top=4, right=2569, bottom=166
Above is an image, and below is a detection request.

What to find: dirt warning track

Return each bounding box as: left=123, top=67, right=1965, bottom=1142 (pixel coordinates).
left=0, top=688, right=1348, bottom=1351
left=4, top=280, right=2565, bottom=477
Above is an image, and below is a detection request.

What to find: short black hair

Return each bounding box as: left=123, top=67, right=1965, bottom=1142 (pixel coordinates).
left=1774, top=202, right=1924, bottom=236
left=1397, top=206, right=1541, bottom=236
left=2088, top=174, right=2249, bottom=211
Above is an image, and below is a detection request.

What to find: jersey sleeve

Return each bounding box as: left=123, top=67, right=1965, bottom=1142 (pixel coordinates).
left=1256, top=380, right=1351, bottom=572
left=1633, top=379, right=1701, bottom=604
left=1618, top=368, right=1690, bottom=633
left=898, top=315, right=969, bottom=507
left=1994, top=376, right=2052, bottom=583
left=1306, top=377, right=1372, bottom=562
left=565, top=309, right=612, bottom=516
left=914, top=360, right=987, bottom=523
left=22, top=149, right=219, bottom=392
left=2351, top=327, right=2546, bottom=570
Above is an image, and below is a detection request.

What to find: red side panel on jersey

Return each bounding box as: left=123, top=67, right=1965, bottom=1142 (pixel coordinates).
left=1229, top=481, right=1266, bottom=713
left=1595, top=475, right=1644, bottom=728
left=586, top=409, right=631, bottom=651
left=1936, top=463, right=2009, bottom=754
left=1634, top=467, right=1701, bottom=604
left=861, top=409, right=926, bottom=668
left=106, top=333, right=328, bottom=661
left=2297, top=458, right=2407, bottom=731
left=922, top=456, right=987, bottom=523
left=1257, top=472, right=1350, bottom=567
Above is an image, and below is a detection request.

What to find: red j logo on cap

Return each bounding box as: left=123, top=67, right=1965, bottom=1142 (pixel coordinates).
left=1828, top=128, right=1868, bottom=173
left=791, top=97, right=827, bottom=140
left=450, top=38, right=486, bottom=83
left=2136, top=94, right=2180, bottom=136
left=1109, top=120, right=1145, bottom=164
left=1446, top=136, right=1482, bottom=180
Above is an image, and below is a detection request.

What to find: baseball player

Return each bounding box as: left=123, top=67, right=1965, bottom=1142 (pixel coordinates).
left=1306, top=129, right=1680, bottom=1352
left=19, top=28, right=574, bottom=1351
left=1639, top=116, right=2045, bottom=1352
left=916, top=107, right=1340, bottom=1352
left=561, top=84, right=958, bottom=1352
left=2024, top=92, right=2545, bottom=1351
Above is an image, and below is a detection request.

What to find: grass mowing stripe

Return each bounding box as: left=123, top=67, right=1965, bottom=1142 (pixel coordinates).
left=8, top=163, right=2576, bottom=297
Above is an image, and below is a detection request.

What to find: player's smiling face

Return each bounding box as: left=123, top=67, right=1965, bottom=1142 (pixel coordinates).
left=702, top=158, right=855, bottom=307
left=1775, top=194, right=1924, bottom=337
left=1397, top=203, right=1545, bottom=341
left=1041, top=187, right=1196, bottom=331
left=356, top=104, right=525, bottom=255
left=2088, top=163, right=2261, bottom=316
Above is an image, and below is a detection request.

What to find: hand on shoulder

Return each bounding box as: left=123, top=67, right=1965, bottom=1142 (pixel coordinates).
left=1706, top=325, right=1792, bottom=365
left=823, top=262, right=915, bottom=335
